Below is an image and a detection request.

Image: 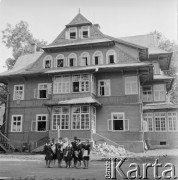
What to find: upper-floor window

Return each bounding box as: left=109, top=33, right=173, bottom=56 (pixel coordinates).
left=43, top=55, right=53, bottom=69
left=13, top=85, right=24, bottom=100
left=69, top=27, right=77, bottom=39
left=98, top=80, right=110, bottom=96
left=152, top=61, right=160, bottom=75
left=38, top=83, right=49, bottom=99
left=153, top=84, right=165, bottom=102
left=167, top=112, right=177, bottom=131
left=142, top=86, right=153, bottom=102
left=11, top=115, right=23, bottom=132
left=55, top=54, right=65, bottom=68
left=106, top=49, right=116, bottom=64
left=68, top=53, right=77, bottom=67
left=80, top=52, right=90, bottom=66
left=92, top=51, right=103, bottom=65
left=72, top=74, right=90, bottom=92
left=36, top=114, right=48, bottom=132
left=81, top=26, right=90, bottom=39
left=53, top=75, right=70, bottom=94
left=108, top=113, right=129, bottom=131
left=125, top=76, right=138, bottom=95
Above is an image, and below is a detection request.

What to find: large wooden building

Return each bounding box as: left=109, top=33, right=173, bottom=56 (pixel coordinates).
left=0, top=13, right=177, bottom=152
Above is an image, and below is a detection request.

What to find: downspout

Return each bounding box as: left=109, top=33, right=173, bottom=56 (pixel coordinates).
left=5, top=87, right=10, bottom=137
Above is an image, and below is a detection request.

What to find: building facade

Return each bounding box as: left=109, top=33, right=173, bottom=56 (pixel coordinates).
left=0, top=13, right=177, bottom=152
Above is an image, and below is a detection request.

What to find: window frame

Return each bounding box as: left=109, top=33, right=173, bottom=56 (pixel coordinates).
left=36, top=114, right=48, bottom=132
left=80, top=52, right=90, bottom=66
left=69, top=27, right=77, bottom=40
left=92, top=51, right=103, bottom=65
left=52, top=106, right=70, bottom=130
left=55, top=54, right=65, bottom=68
left=106, top=49, right=117, bottom=64
left=13, top=85, right=24, bottom=100
left=142, top=85, right=153, bottom=102
left=154, top=112, right=166, bottom=132
left=71, top=106, right=90, bottom=130
left=43, top=55, right=53, bottom=69
left=167, top=111, right=178, bottom=132
left=68, top=53, right=77, bottom=67
left=143, top=113, right=153, bottom=132
left=125, top=76, right=138, bottom=95
left=53, top=75, right=70, bottom=94
left=152, top=61, right=160, bottom=75
left=37, top=83, right=49, bottom=99
left=11, top=115, right=23, bottom=132
left=98, top=79, right=111, bottom=96
left=72, top=74, right=90, bottom=93
left=153, top=84, right=166, bottom=102
left=81, top=26, right=90, bottom=39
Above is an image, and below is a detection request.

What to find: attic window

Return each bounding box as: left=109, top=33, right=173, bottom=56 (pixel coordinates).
left=43, top=55, right=53, bottom=69
left=56, top=54, right=65, bottom=68
left=68, top=53, right=77, bottom=67
left=80, top=52, right=90, bottom=66
left=69, top=27, right=77, bottom=39
left=106, top=50, right=116, bottom=64
left=81, top=26, right=89, bottom=39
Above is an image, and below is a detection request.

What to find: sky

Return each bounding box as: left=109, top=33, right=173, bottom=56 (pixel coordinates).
left=0, top=0, right=177, bottom=73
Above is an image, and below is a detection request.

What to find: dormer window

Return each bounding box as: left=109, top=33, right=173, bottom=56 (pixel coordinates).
left=56, top=54, right=64, bottom=68
left=152, top=61, right=160, bottom=75
left=80, top=52, right=90, bottom=66
left=69, top=27, right=77, bottom=39
left=92, top=51, right=103, bottom=65
left=106, top=50, right=117, bottom=64
left=68, top=53, right=77, bottom=67
left=81, top=26, right=89, bottom=39
left=43, top=55, right=53, bottom=69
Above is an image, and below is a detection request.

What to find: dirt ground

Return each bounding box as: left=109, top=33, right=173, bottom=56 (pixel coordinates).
left=0, top=149, right=178, bottom=179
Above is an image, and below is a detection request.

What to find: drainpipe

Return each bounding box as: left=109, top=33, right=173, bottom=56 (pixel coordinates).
left=5, top=92, right=10, bottom=137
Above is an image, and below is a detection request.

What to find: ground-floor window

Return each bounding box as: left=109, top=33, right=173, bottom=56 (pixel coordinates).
left=52, top=107, right=69, bottom=130
left=108, top=112, right=129, bottom=131
left=72, top=106, right=90, bottom=130
left=11, top=115, right=22, bottom=132
left=168, top=112, right=177, bottom=131
left=143, top=113, right=153, bottom=132
left=154, top=112, right=166, bottom=131
left=36, top=114, right=47, bottom=131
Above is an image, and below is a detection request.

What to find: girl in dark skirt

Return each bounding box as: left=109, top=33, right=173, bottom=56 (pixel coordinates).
left=63, top=141, right=74, bottom=168
left=76, top=139, right=83, bottom=168
left=82, top=139, right=91, bottom=169
left=43, top=139, right=53, bottom=168
left=56, top=137, right=63, bottom=168
left=51, top=138, right=57, bottom=167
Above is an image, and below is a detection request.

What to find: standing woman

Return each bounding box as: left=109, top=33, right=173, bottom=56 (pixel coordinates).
left=43, top=139, right=53, bottom=168
left=83, top=139, right=91, bottom=169
left=56, top=137, right=63, bottom=168
left=51, top=138, right=57, bottom=167
left=76, top=139, right=83, bottom=168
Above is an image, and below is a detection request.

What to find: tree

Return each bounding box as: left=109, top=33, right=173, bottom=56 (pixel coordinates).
left=2, top=21, right=47, bottom=69
left=151, top=31, right=178, bottom=104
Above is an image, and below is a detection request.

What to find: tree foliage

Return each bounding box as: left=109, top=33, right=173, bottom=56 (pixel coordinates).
left=2, top=21, right=47, bottom=69
left=151, top=30, right=178, bottom=104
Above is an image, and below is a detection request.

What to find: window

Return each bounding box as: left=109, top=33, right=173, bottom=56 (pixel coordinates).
left=11, top=115, right=22, bottom=132
left=81, top=26, right=89, bottom=39
left=143, top=113, right=153, bottom=132
left=154, top=112, right=166, bottom=131
left=92, top=51, right=103, bottom=65
left=142, top=86, right=153, bottom=102
left=43, top=55, right=53, bottom=69
left=106, top=50, right=116, bottom=64
left=69, top=27, right=77, bottom=39
left=80, top=52, right=90, bottom=66
left=72, top=106, right=90, bottom=130
left=52, top=107, right=70, bottom=130
left=98, top=80, right=110, bottom=96
left=38, top=84, right=48, bottom=99
left=36, top=115, right=47, bottom=132
left=53, top=75, right=70, bottom=94
left=55, top=54, right=64, bottom=68
left=153, top=84, right=165, bottom=102
left=68, top=53, right=77, bottom=67
left=72, top=74, right=90, bottom=92
left=108, top=113, right=129, bottom=131
left=13, top=85, right=24, bottom=100
left=125, top=76, right=138, bottom=95
left=152, top=61, right=160, bottom=75
left=168, top=112, right=177, bottom=131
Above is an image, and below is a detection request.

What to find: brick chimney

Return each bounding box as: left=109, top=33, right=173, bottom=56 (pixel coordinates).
left=31, top=42, right=36, bottom=54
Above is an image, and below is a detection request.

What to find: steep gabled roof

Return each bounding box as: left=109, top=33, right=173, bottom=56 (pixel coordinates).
left=66, top=13, right=92, bottom=27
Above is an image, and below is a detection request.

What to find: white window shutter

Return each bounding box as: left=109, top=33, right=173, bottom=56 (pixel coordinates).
left=125, top=119, right=129, bottom=131
left=65, top=30, right=69, bottom=39
left=114, top=52, right=117, bottom=63
left=79, top=56, right=82, bottom=66
left=48, top=83, right=52, bottom=94
left=31, top=121, right=36, bottom=131
left=105, top=80, right=110, bottom=96
left=108, top=119, right=112, bottom=131
left=54, top=57, right=57, bottom=67
left=34, top=88, right=37, bottom=99
left=100, top=54, right=104, bottom=65
left=79, top=29, right=82, bottom=38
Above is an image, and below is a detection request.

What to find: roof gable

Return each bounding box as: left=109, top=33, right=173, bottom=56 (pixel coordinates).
left=66, top=13, right=92, bottom=27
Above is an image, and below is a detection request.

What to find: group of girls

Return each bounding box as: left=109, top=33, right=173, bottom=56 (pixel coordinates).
left=43, top=136, right=91, bottom=169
